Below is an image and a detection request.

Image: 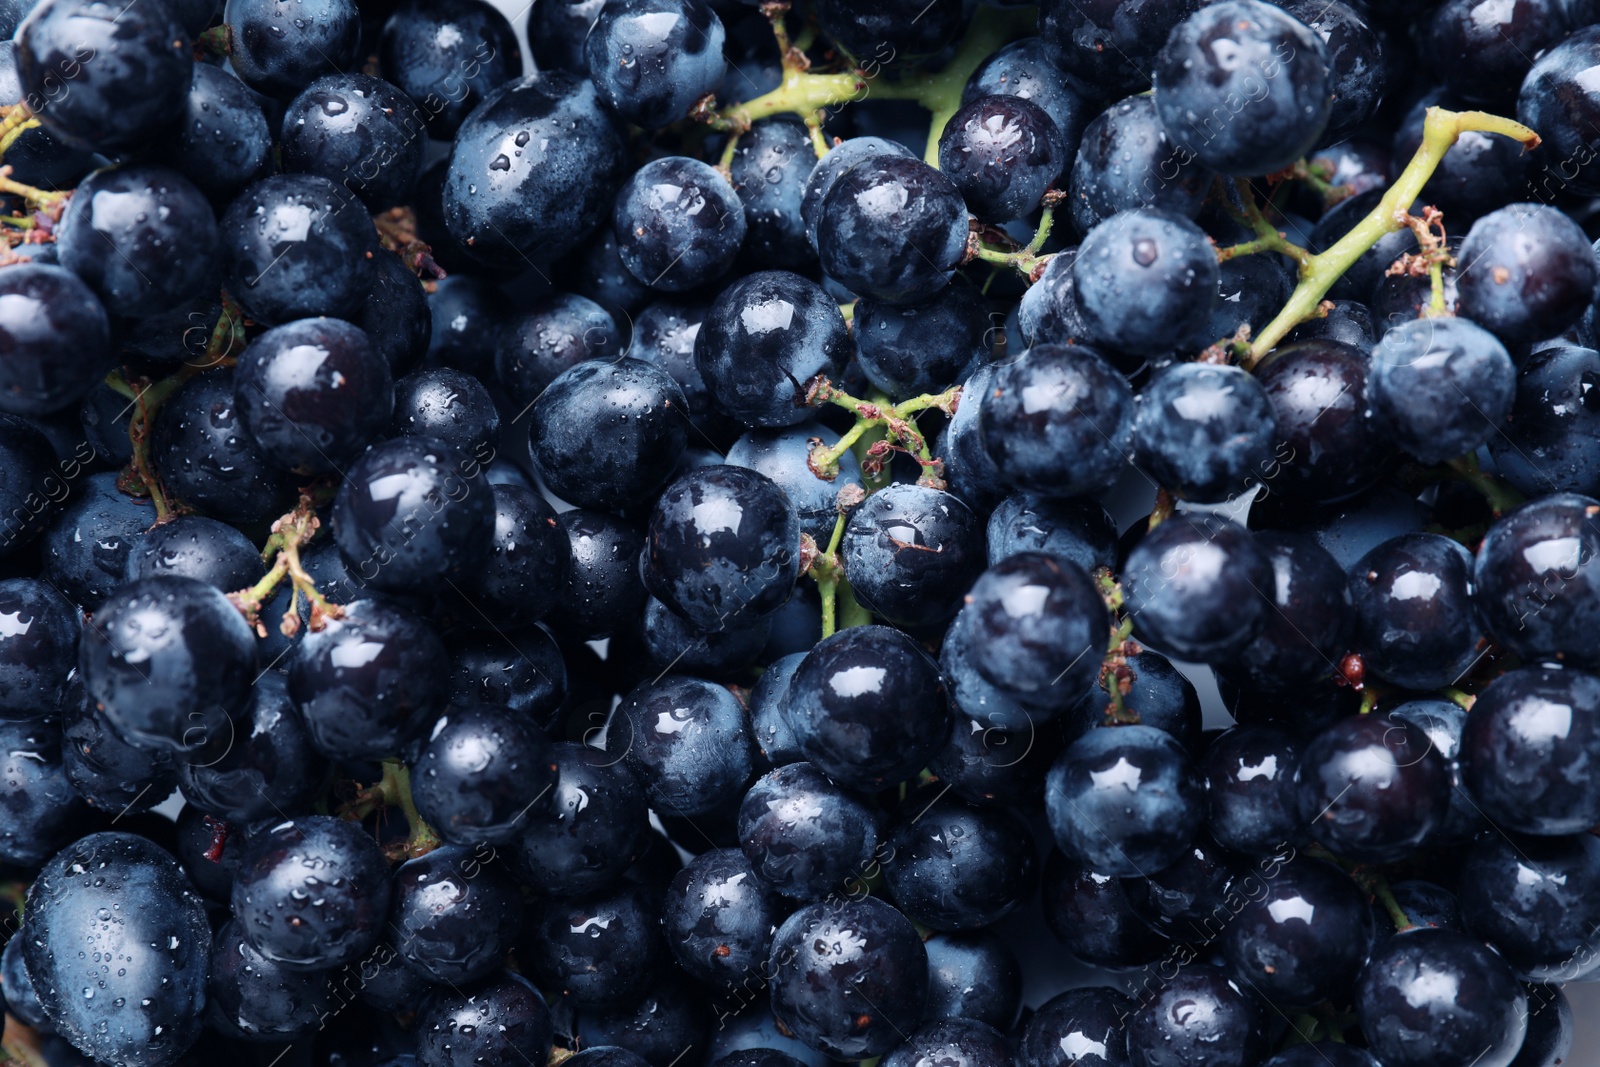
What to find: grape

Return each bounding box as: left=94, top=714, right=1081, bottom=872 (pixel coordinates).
left=388, top=844, right=524, bottom=985
left=379, top=0, right=523, bottom=140
left=24, top=832, right=211, bottom=1067
left=1201, top=726, right=1301, bottom=857
left=223, top=0, right=359, bottom=99
left=1123, top=515, right=1272, bottom=664
left=220, top=175, right=376, bottom=326
left=1457, top=203, right=1600, bottom=349
left=814, top=0, right=965, bottom=63
left=1221, top=857, right=1375, bottom=1009
left=1350, top=533, right=1484, bottom=690
left=0, top=39, right=90, bottom=192
left=1067, top=93, right=1215, bottom=234
left=524, top=883, right=665, bottom=1007
left=39, top=471, right=152, bottom=606
left=881, top=1019, right=1011, bottom=1067
left=1074, top=207, right=1220, bottom=357
left=1429, top=0, right=1566, bottom=109
left=527, top=0, right=606, bottom=72
left=1280, top=0, right=1386, bottom=140
left=963, top=37, right=1090, bottom=159
left=923, top=931, right=1021, bottom=1030
left=18, top=0, right=192, bottom=153
left=177, top=671, right=326, bottom=824
left=882, top=791, right=1034, bottom=930
left=0, top=576, right=75, bottom=720
left=1297, top=713, right=1452, bottom=863
left=840, top=483, right=985, bottom=631
left=1017, top=987, right=1136, bottom=1067
left=152, top=368, right=294, bottom=524
left=816, top=155, right=969, bottom=305
left=1227, top=532, right=1353, bottom=695
left=1122, top=830, right=1236, bottom=940
left=978, top=344, right=1134, bottom=498
left=641, top=465, right=798, bottom=630
left=1125, top=965, right=1268, bottom=1067
left=1153, top=1, right=1332, bottom=177
left=986, top=492, right=1118, bottom=572
left=1356, top=929, right=1527, bottom=1067
left=661, top=847, right=783, bottom=986
left=799, top=136, right=915, bottom=251
left=207, top=917, right=331, bottom=1043
left=553, top=509, right=649, bottom=640
left=614, top=155, right=747, bottom=292
left=0, top=264, right=110, bottom=417
left=767, top=896, right=928, bottom=1060
left=1045, top=724, right=1204, bottom=877
left=514, top=741, right=650, bottom=896
left=123, top=514, right=262, bottom=592
left=614, top=674, right=756, bottom=817
left=1519, top=26, right=1600, bottom=196
left=1134, top=363, right=1278, bottom=503
left=443, top=71, right=628, bottom=270
left=411, top=702, right=555, bottom=847
left=1040, top=847, right=1170, bottom=969
left=0, top=719, right=90, bottom=866
left=1459, top=832, right=1600, bottom=981
left=288, top=597, right=450, bottom=762
left=1039, top=0, right=1209, bottom=100
left=726, top=423, right=862, bottom=541
left=854, top=276, right=990, bottom=400
left=412, top=971, right=555, bottom=1067
left=1258, top=339, right=1387, bottom=503
left=585, top=0, right=727, bottom=130
left=695, top=270, right=852, bottom=427
left=939, top=94, right=1066, bottom=223
left=1394, top=89, right=1529, bottom=223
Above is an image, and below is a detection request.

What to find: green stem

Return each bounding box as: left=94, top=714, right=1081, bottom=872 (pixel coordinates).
left=1245, top=108, right=1539, bottom=367
left=1440, top=686, right=1476, bottom=711
left=0, top=166, right=69, bottom=207
left=838, top=582, right=873, bottom=629
left=0, top=107, right=39, bottom=167
left=227, top=492, right=345, bottom=636
left=341, top=759, right=441, bottom=860
left=707, top=69, right=867, bottom=132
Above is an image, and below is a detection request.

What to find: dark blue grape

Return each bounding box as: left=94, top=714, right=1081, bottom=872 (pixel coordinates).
left=1153, top=1, right=1332, bottom=176
left=207, top=917, right=331, bottom=1043
left=568, top=1048, right=651, bottom=1067
left=1459, top=665, right=1600, bottom=836
left=1122, top=829, right=1236, bottom=940
left=331, top=435, right=493, bottom=591
left=840, top=483, right=985, bottom=631
left=1350, top=533, right=1484, bottom=690
left=449, top=624, right=567, bottom=727
left=627, top=594, right=770, bottom=678
left=940, top=608, right=1038, bottom=732
left=524, top=882, right=664, bottom=1008
left=1134, top=363, right=1276, bottom=502
left=1220, top=856, right=1373, bottom=1009
left=1458, top=203, right=1599, bottom=349
left=223, top=0, right=359, bottom=98
left=1039, top=0, right=1208, bottom=99
left=282, top=74, right=425, bottom=214
left=23, top=832, right=210, bottom=1067
left=554, top=509, right=648, bottom=640
left=426, top=275, right=509, bottom=380
left=0, top=264, right=110, bottom=417
left=1040, top=847, right=1169, bottom=970
left=220, top=174, right=376, bottom=326
left=1206, top=252, right=1295, bottom=347
left=585, top=0, right=725, bottom=129
left=18, top=0, right=191, bottom=153
left=1355, top=928, right=1526, bottom=1067
left=413, top=971, right=555, bottom=1067
left=986, top=492, right=1116, bottom=572
left=1474, top=494, right=1600, bottom=667
left=1520, top=26, right=1600, bottom=197
left=940, top=362, right=1007, bottom=513
left=231, top=815, right=390, bottom=972
left=614, top=674, right=755, bottom=817
left=0, top=577, right=76, bottom=720
left=957, top=551, right=1107, bottom=714
left=1227, top=531, right=1353, bottom=695
left=39, top=471, right=151, bottom=607
left=1283, top=0, right=1387, bottom=140
left=0, top=719, right=89, bottom=866
left=978, top=343, right=1134, bottom=497
left=963, top=37, right=1090, bottom=159
left=388, top=844, right=523, bottom=985
left=356, top=252, right=432, bottom=375
left=1074, top=208, right=1219, bottom=357
left=694, top=269, right=851, bottom=428
left=1045, top=724, right=1204, bottom=877
left=528, top=357, right=689, bottom=512
left=1125, top=964, right=1267, bottom=1067
left=786, top=624, right=951, bottom=791
left=79, top=574, right=256, bottom=754
left=412, top=702, right=555, bottom=847
left=176, top=670, right=326, bottom=824
left=391, top=367, right=500, bottom=463
left=1387, top=698, right=1483, bottom=843
left=1459, top=831, right=1600, bottom=981
left=1428, top=0, right=1565, bottom=109
left=642, top=465, right=799, bottom=631
left=767, top=896, right=928, bottom=1060
left=628, top=297, right=736, bottom=444
left=63, top=672, right=178, bottom=813
left=799, top=136, right=914, bottom=252
left=158, top=63, right=272, bottom=203
left=1123, top=514, right=1271, bottom=664
left=1261, top=1045, right=1380, bottom=1067
left=615, top=156, right=746, bottom=292
left=496, top=293, right=621, bottom=408
left=450, top=483, right=567, bottom=628
left=854, top=277, right=990, bottom=400
left=153, top=368, right=294, bottom=524
left=730, top=117, right=819, bottom=270
left=515, top=741, right=650, bottom=896
left=939, top=94, right=1065, bottom=223
left=1296, top=713, right=1451, bottom=863
left=883, top=791, right=1033, bottom=931
left=123, top=514, right=261, bottom=592
left=2, top=931, right=49, bottom=1031
left=662, top=847, right=783, bottom=987
left=1376, top=319, right=1510, bottom=463
left=881, top=1019, right=1009, bottom=1067
left=1258, top=338, right=1386, bottom=503
left=57, top=165, right=217, bottom=320
left=379, top=0, right=523, bottom=139
left=1017, top=986, right=1135, bottom=1067
left=1067, top=94, right=1214, bottom=235
left=443, top=71, right=628, bottom=271
left=575, top=971, right=711, bottom=1066
left=922, top=930, right=1021, bottom=1030
left=1490, top=344, right=1600, bottom=498
left=287, top=597, right=449, bottom=761
left=816, top=155, right=968, bottom=305
left=1513, top=984, right=1574, bottom=1067
left=0, top=39, right=90, bottom=191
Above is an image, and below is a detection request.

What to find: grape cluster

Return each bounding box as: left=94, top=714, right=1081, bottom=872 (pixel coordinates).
left=0, top=0, right=1594, bottom=1066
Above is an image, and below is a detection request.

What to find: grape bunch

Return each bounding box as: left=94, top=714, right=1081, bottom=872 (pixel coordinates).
left=0, top=0, right=1594, bottom=1065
